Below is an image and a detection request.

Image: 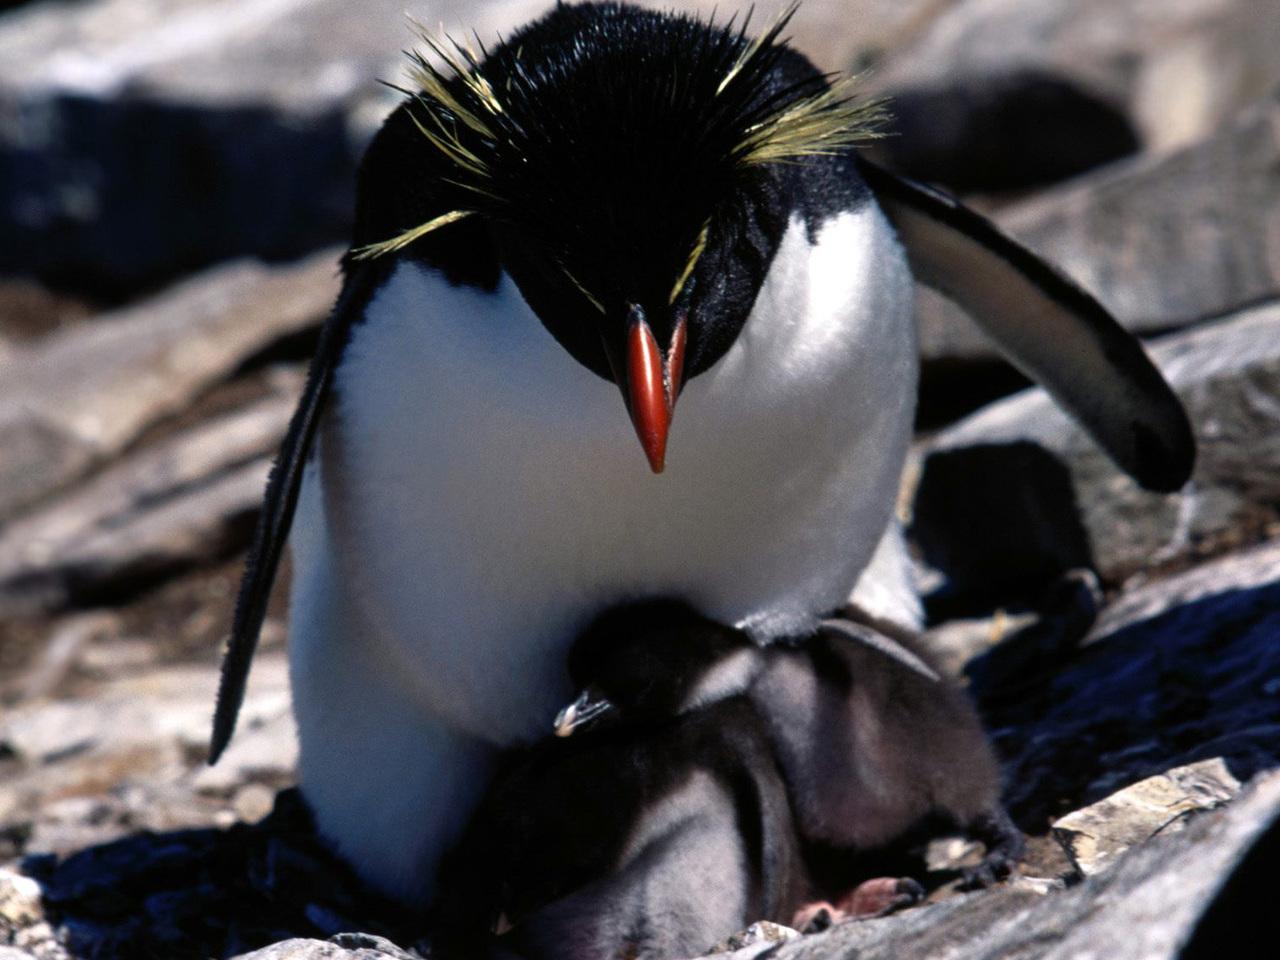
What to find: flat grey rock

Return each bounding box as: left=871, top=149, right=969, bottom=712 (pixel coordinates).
left=0, top=456, right=271, bottom=615
left=0, top=250, right=335, bottom=522
left=918, top=298, right=1280, bottom=589
left=1089, top=537, right=1280, bottom=641
left=0, top=0, right=537, bottom=112
left=1052, top=758, right=1242, bottom=877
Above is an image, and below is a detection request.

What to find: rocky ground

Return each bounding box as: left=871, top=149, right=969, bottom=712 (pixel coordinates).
left=2, top=0, right=1279, bottom=958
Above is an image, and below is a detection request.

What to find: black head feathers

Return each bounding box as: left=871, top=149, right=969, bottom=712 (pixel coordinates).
left=356, top=2, right=884, bottom=315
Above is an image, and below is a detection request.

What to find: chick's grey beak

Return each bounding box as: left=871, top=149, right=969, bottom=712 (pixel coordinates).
left=553, top=687, right=616, bottom=737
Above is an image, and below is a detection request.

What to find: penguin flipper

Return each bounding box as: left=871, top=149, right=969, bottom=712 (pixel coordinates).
left=209, top=260, right=382, bottom=763
left=857, top=157, right=1195, bottom=493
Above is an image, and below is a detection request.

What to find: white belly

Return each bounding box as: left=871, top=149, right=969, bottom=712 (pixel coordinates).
left=288, top=205, right=915, bottom=898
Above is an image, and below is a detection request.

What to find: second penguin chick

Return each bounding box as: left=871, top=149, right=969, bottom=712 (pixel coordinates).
left=573, top=601, right=1023, bottom=891
left=751, top=608, right=1024, bottom=888
left=430, top=601, right=808, bottom=960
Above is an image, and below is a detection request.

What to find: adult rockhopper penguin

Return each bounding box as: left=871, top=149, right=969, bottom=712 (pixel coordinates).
left=209, top=2, right=1194, bottom=902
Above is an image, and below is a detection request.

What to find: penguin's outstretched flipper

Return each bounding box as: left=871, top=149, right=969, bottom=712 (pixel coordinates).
left=858, top=158, right=1195, bottom=493
left=208, top=261, right=386, bottom=764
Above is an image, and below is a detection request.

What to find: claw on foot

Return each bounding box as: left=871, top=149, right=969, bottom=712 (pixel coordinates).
left=960, top=807, right=1026, bottom=890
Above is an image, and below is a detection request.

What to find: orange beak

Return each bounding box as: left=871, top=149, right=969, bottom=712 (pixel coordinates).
left=622, top=305, right=687, bottom=473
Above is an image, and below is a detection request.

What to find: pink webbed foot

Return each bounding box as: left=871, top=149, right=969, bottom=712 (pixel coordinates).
left=792, top=877, right=925, bottom=932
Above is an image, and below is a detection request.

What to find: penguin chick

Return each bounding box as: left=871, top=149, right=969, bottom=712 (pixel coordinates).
left=430, top=600, right=808, bottom=960
left=570, top=600, right=1023, bottom=888
left=750, top=609, right=1024, bottom=888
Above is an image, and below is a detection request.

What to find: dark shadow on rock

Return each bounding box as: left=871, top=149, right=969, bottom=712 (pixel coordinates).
left=911, top=441, right=1095, bottom=622
left=963, top=569, right=1102, bottom=697
left=916, top=359, right=1032, bottom=432
left=0, top=93, right=356, bottom=300
left=969, top=579, right=1280, bottom=832
left=870, top=70, right=1141, bottom=194
left=1176, top=803, right=1279, bottom=960
left=25, top=789, right=425, bottom=960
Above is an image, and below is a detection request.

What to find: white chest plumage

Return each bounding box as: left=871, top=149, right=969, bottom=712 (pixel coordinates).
left=287, top=204, right=916, bottom=899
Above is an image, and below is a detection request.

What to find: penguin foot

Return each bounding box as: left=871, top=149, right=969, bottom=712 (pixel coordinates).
left=793, top=877, right=924, bottom=932
left=959, top=807, right=1026, bottom=890
left=843, top=876, right=926, bottom=917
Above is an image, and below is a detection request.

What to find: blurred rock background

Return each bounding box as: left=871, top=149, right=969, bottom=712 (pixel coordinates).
left=1, top=1, right=1278, bottom=958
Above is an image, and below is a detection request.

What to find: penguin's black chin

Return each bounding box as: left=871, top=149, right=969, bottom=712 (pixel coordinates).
left=599, top=305, right=687, bottom=473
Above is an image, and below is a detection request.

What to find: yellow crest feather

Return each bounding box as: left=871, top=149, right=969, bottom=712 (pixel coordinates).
left=738, top=75, right=888, bottom=166
left=352, top=209, right=475, bottom=260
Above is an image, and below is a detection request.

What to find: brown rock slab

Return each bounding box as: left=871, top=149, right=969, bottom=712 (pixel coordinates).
left=0, top=383, right=298, bottom=614
left=0, top=651, right=291, bottom=860
left=872, top=0, right=1280, bottom=160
